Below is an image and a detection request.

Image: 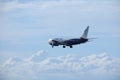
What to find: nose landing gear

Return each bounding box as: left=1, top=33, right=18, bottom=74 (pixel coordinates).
left=52, top=45, right=54, bottom=48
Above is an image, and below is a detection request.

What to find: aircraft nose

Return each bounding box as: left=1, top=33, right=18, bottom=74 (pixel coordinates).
left=48, top=39, right=53, bottom=45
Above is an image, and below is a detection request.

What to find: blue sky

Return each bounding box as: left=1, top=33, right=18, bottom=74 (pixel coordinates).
left=0, top=0, right=120, bottom=80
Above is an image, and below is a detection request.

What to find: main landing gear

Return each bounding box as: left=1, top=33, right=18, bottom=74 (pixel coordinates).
left=63, top=45, right=66, bottom=48
left=63, top=45, right=73, bottom=48
left=69, top=45, right=73, bottom=48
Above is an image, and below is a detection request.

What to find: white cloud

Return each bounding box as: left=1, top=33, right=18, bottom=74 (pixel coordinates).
left=0, top=0, right=32, bottom=12
left=0, top=0, right=119, bottom=42
left=1, top=0, right=119, bottom=14
left=0, top=51, right=120, bottom=80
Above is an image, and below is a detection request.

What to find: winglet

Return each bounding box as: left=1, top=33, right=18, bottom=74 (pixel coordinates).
left=81, top=26, right=89, bottom=39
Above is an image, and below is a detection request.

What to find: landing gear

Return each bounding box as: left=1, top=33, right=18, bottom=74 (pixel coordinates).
left=69, top=45, right=73, bottom=48
left=63, top=45, right=66, bottom=48
left=63, top=45, right=72, bottom=48
left=52, top=45, right=54, bottom=48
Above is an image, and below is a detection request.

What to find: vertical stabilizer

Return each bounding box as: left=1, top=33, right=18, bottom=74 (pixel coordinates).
left=81, top=26, right=89, bottom=39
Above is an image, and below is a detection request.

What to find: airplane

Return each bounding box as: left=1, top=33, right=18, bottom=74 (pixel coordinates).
left=48, top=26, right=91, bottom=48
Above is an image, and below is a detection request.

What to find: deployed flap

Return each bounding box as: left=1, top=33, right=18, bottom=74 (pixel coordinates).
left=81, top=26, right=89, bottom=39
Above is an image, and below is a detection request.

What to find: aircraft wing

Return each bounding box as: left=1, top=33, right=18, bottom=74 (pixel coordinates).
left=52, top=38, right=68, bottom=45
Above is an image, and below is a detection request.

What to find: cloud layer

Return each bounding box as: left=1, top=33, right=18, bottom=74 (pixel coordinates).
left=1, top=0, right=119, bottom=13
left=1, top=0, right=120, bottom=41
left=0, top=51, right=120, bottom=80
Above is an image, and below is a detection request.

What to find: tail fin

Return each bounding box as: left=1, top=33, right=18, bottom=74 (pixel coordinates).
left=81, top=26, right=89, bottom=39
